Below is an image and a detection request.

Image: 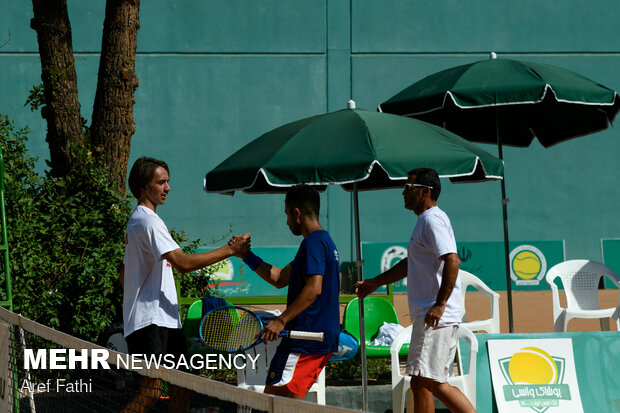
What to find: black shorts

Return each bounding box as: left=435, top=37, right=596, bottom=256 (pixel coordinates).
left=125, top=325, right=187, bottom=368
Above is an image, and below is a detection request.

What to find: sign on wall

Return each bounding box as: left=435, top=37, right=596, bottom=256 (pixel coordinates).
left=361, top=240, right=566, bottom=292
left=488, top=338, right=583, bottom=413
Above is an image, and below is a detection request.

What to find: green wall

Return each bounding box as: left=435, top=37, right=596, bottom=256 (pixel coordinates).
left=1, top=1, right=619, bottom=286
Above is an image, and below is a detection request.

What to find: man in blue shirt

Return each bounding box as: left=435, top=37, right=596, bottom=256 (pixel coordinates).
left=238, top=185, right=340, bottom=399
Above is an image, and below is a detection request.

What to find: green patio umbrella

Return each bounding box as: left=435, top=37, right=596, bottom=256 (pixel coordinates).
left=205, top=101, right=503, bottom=411
left=379, top=53, right=620, bottom=332
left=206, top=103, right=503, bottom=193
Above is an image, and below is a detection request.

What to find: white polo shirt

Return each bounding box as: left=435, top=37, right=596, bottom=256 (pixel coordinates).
left=123, top=206, right=181, bottom=337
left=407, top=206, right=461, bottom=326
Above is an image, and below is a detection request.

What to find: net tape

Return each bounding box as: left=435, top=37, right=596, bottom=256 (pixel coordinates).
left=0, top=306, right=354, bottom=413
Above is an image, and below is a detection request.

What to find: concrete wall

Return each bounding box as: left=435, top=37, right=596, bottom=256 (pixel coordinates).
left=1, top=1, right=619, bottom=283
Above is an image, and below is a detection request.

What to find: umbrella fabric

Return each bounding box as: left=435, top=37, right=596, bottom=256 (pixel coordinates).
left=379, top=58, right=620, bottom=147
left=205, top=108, right=503, bottom=194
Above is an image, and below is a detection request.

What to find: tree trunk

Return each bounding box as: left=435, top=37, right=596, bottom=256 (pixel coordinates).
left=90, top=0, right=140, bottom=192
left=31, top=0, right=85, bottom=178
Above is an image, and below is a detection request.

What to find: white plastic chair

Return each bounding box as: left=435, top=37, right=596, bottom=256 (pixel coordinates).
left=237, top=337, right=326, bottom=404
left=460, top=270, right=500, bottom=334
left=390, top=324, right=478, bottom=413
left=545, top=259, right=620, bottom=332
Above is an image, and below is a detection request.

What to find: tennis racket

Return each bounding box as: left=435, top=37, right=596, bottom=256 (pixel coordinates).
left=198, top=305, right=324, bottom=353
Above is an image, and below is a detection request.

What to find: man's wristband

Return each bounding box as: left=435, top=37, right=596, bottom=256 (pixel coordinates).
left=243, top=251, right=263, bottom=271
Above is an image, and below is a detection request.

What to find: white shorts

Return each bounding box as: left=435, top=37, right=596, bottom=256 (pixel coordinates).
left=405, top=316, right=458, bottom=383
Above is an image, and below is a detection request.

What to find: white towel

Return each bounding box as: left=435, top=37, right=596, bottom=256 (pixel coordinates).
left=370, top=322, right=404, bottom=346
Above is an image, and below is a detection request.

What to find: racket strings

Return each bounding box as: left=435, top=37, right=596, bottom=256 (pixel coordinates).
left=200, top=308, right=262, bottom=352
left=227, top=312, right=262, bottom=351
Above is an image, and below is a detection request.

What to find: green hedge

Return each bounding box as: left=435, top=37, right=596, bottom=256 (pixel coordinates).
left=1, top=115, right=221, bottom=343
left=1, top=115, right=132, bottom=341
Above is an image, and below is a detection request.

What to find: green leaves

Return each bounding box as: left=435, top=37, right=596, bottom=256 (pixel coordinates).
left=1, top=115, right=131, bottom=342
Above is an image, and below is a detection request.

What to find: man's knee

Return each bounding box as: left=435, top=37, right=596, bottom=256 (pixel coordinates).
left=412, top=375, right=453, bottom=397
left=432, top=381, right=455, bottom=397
left=431, top=382, right=476, bottom=413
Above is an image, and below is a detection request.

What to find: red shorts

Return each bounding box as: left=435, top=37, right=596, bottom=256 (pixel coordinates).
left=266, top=349, right=332, bottom=396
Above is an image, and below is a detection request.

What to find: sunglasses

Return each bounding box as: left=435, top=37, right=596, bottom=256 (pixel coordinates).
left=404, top=183, right=433, bottom=192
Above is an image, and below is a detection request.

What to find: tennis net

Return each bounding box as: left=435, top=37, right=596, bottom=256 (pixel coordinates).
left=0, top=306, right=354, bottom=413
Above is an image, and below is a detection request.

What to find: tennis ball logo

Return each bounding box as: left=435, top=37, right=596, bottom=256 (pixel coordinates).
left=511, top=250, right=542, bottom=280
left=381, top=246, right=407, bottom=272
left=382, top=246, right=408, bottom=286
left=508, top=347, right=558, bottom=385
left=211, top=258, right=234, bottom=280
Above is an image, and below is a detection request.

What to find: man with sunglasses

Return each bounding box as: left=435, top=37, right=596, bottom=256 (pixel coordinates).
left=356, top=168, right=475, bottom=413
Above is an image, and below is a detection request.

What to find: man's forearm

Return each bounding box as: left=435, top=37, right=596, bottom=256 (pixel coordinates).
left=356, top=258, right=407, bottom=298
left=279, top=275, right=322, bottom=324
left=163, top=245, right=234, bottom=274
left=375, top=258, right=408, bottom=285
left=424, top=253, right=461, bottom=327
left=434, top=253, right=461, bottom=306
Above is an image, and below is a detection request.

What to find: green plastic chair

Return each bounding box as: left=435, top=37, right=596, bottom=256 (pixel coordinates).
left=342, top=296, right=408, bottom=358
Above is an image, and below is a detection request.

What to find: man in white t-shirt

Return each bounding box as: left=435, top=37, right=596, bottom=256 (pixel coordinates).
left=356, top=168, right=475, bottom=413
left=121, top=157, right=249, bottom=413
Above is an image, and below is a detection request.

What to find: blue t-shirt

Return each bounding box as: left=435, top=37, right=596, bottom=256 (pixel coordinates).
left=279, top=230, right=340, bottom=354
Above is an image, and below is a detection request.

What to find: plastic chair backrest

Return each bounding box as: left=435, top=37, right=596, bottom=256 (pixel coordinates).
left=342, top=296, right=399, bottom=344
left=459, top=270, right=501, bottom=334
left=545, top=260, right=620, bottom=311
left=184, top=299, right=205, bottom=339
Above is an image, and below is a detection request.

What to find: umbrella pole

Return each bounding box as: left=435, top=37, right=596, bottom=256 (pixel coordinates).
left=353, top=183, right=369, bottom=412
left=496, top=117, right=515, bottom=333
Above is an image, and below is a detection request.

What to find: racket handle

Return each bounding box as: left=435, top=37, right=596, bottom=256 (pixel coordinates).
left=288, top=331, right=324, bottom=342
